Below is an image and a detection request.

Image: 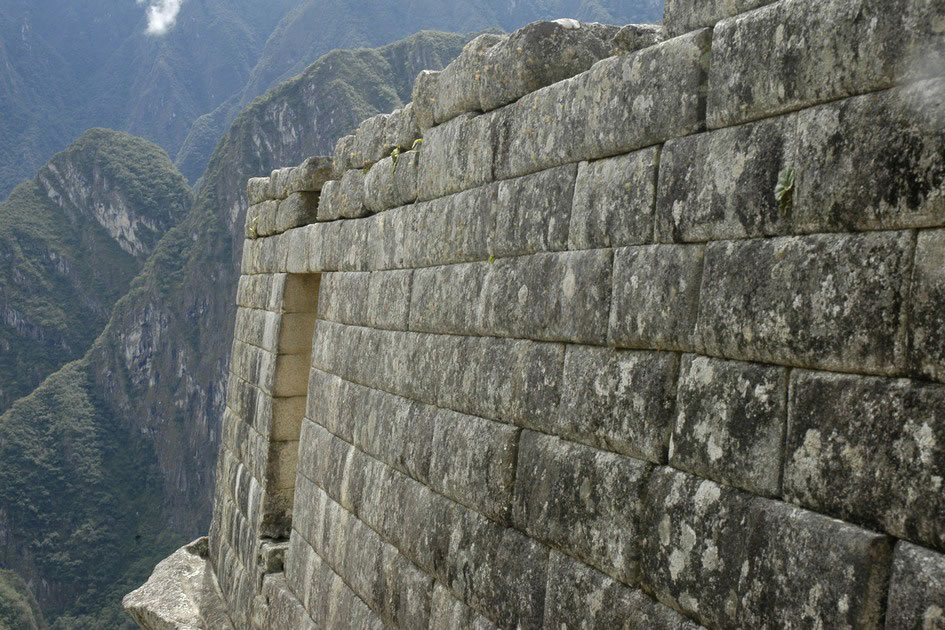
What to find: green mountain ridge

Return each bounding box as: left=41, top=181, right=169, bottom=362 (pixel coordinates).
left=0, top=29, right=471, bottom=627
left=0, top=570, right=46, bottom=630
left=0, top=129, right=191, bottom=415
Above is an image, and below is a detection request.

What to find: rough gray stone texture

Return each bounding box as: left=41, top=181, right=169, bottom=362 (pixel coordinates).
left=696, top=232, right=913, bottom=374
left=670, top=355, right=788, bottom=497
left=708, top=0, right=945, bottom=128
left=794, top=79, right=945, bottom=234
left=429, top=410, right=519, bottom=523
left=430, top=584, right=500, bottom=630
left=332, top=134, right=357, bottom=177
left=274, top=192, right=319, bottom=233
left=663, top=0, right=775, bottom=37
left=315, top=180, right=342, bottom=222
left=886, top=542, right=945, bottom=630
left=316, top=171, right=369, bottom=221
left=411, top=70, right=440, bottom=131
left=544, top=551, right=703, bottom=630
left=123, top=538, right=235, bottom=630
left=353, top=113, right=391, bottom=168
left=492, top=164, right=576, bottom=256
left=479, top=20, right=617, bottom=113
left=363, top=151, right=419, bottom=214
left=286, top=156, right=333, bottom=195
left=911, top=229, right=945, bottom=383
left=495, top=28, right=711, bottom=181
left=784, top=371, right=945, bottom=551
left=555, top=345, right=679, bottom=463
left=570, top=147, right=659, bottom=249
left=435, top=33, right=505, bottom=124
left=513, top=431, right=651, bottom=585
left=247, top=176, right=271, bottom=206
left=246, top=200, right=278, bottom=238
left=609, top=244, right=705, bottom=351
left=611, top=24, right=667, bottom=55
left=418, top=112, right=496, bottom=201
left=644, top=468, right=893, bottom=629
left=384, top=104, right=420, bottom=153
left=656, top=115, right=795, bottom=242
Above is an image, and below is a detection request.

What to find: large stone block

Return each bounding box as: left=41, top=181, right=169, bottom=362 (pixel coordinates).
left=235, top=272, right=284, bottom=311
left=793, top=79, right=945, bottom=234
left=543, top=551, right=703, bottom=630
left=886, top=542, right=945, bottom=630
left=418, top=113, right=497, bottom=201
left=429, top=410, right=519, bottom=523
left=514, top=431, right=651, bottom=585
left=670, top=355, right=788, bottom=497
left=353, top=113, right=391, bottom=168
left=430, top=583, right=500, bottom=630
left=353, top=387, right=434, bottom=485
left=708, top=0, right=945, bottom=128
left=495, top=29, right=711, bottom=181
left=609, top=244, right=705, bottom=351
left=656, top=116, right=795, bottom=242
left=411, top=70, right=440, bottom=131
left=479, top=20, right=617, bottom=112
left=443, top=505, right=550, bottom=630
left=491, top=164, right=576, bottom=257
left=643, top=468, right=893, bottom=629
left=555, top=345, right=678, bottom=463
left=478, top=249, right=613, bottom=343
left=695, top=232, right=912, bottom=374
left=365, top=269, right=412, bottom=331
left=435, top=34, right=505, bottom=124
left=274, top=192, right=319, bottom=233
left=611, top=24, right=666, bottom=54
left=398, top=185, right=494, bottom=268
left=570, top=147, right=659, bottom=250
left=784, top=370, right=945, bottom=551
left=408, top=262, right=488, bottom=334
left=384, top=104, right=420, bottom=153
left=663, top=0, right=775, bottom=37
left=316, top=272, right=370, bottom=326
left=911, top=229, right=945, bottom=382
left=362, top=150, right=419, bottom=214
left=285, top=156, right=333, bottom=195
left=332, top=134, right=358, bottom=176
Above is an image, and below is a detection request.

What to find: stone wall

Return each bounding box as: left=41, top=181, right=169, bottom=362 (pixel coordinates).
left=135, top=0, right=945, bottom=627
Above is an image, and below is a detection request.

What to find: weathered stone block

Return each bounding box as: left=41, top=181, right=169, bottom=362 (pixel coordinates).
left=664, top=0, right=775, bottom=37
left=365, top=269, right=412, bottom=331
left=570, top=147, right=659, bottom=250
left=443, top=505, right=550, bottom=629
left=400, top=186, right=494, bottom=268
left=784, top=370, right=945, bottom=551
left=695, top=232, right=912, bottom=374
left=656, top=116, right=795, bottom=242
left=418, top=113, right=496, bottom=201
left=316, top=272, right=369, bottom=326
left=247, top=177, right=272, bottom=205
left=670, top=355, right=788, bottom=497
left=543, top=551, right=702, bottom=630
left=430, top=583, right=500, bottom=630
left=363, top=151, right=419, bottom=214
left=247, top=200, right=278, bottom=237
left=411, top=70, right=440, bottom=131
left=495, top=29, right=711, bottom=181
left=886, top=542, right=945, bottom=630
left=269, top=167, right=293, bottom=200
left=429, top=410, right=519, bottom=523
left=332, top=134, right=357, bottom=177
left=609, top=244, right=704, bottom=351
left=378, top=545, right=433, bottom=629
left=384, top=104, right=420, bottom=152
left=409, top=262, right=488, bottom=335
left=707, top=0, right=945, bottom=128
left=491, top=164, right=576, bottom=256
left=285, top=156, right=333, bottom=195
left=316, top=181, right=342, bottom=222
left=235, top=272, right=282, bottom=311
left=275, top=192, right=319, bottom=233
left=353, top=113, right=391, bottom=168
left=643, top=468, right=892, bottom=629
left=910, top=229, right=945, bottom=383
left=793, top=80, right=945, bottom=234
left=435, top=34, right=505, bottom=124
left=479, top=21, right=615, bottom=113
left=353, top=387, right=434, bottom=484
left=514, top=431, right=650, bottom=585
left=338, top=169, right=368, bottom=219
left=555, top=345, right=678, bottom=463
left=611, top=24, right=666, bottom=55
left=479, top=249, right=612, bottom=343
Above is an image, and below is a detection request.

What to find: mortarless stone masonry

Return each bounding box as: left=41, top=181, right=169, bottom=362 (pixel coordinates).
left=126, top=0, right=945, bottom=627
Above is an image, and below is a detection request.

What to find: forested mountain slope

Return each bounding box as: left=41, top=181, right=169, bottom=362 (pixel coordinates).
left=0, top=30, right=470, bottom=628
left=0, top=129, right=191, bottom=414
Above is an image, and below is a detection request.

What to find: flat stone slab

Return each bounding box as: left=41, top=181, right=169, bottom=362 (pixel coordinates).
left=123, top=538, right=235, bottom=630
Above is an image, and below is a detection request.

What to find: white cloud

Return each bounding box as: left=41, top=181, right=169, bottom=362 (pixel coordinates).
left=137, top=0, right=184, bottom=36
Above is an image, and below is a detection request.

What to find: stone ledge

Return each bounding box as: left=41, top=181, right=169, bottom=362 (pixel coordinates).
left=122, top=538, right=235, bottom=630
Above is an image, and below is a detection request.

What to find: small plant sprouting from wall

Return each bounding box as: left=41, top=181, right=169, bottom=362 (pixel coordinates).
left=248, top=215, right=259, bottom=239
left=775, top=167, right=796, bottom=215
